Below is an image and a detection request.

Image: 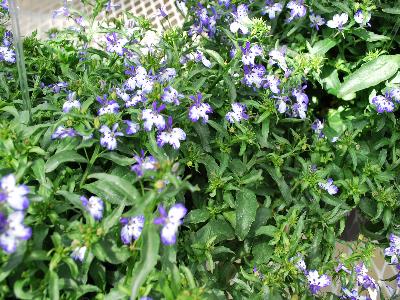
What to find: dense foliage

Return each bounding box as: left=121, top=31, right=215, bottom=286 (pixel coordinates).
left=1, top=0, right=400, bottom=299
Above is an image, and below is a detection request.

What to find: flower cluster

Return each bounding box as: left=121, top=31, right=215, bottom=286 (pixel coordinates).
left=370, top=88, right=400, bottom=113
left=293, top=255, right=331, bottom=294
left=385, top=233, right=400, bottom=287
left=189, top=3, right=218, bottom=38
left=0, top=31, right=15, bottom=64
left=0, top=174, right=31, bottom=254
left=318, top=178, right=339, bottom=195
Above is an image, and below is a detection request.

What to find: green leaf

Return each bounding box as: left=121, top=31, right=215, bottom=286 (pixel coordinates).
left=223, top=75, right=237, bottom=101
left=102, top=203, right=125, bottom=233
left=337, top=55, right=400, bottom=99
left=353, top=28, right=390, bottom=42
left=264, top=166, right=293, bottom=204
left=99, top=152, right=135, bottom=166
left=382, top=7, right=400, bottom=14
left=130, top=224, right=160, bottom=300
left=45, top=150, right=87, bottom=173
left=48, top=271, right=59, bottom=300
left=204, top=49, right=225, bottom=67
left=252, top=243, right=274, bottom=264
left=56, top=191, right=83, bottom=209
left=235, top=189, right=258, bottom=241
left=255, top=225, right=277, bottom=237
left=308, top=38, right=337, bottom=56
left=85, top=173, right=140, bottom=205
left=93, top=238, right=131, bottom=264
left=185, top=208, right=211, bottom=224
left=0, top=244, right=26, bottom=282
left=320, top=68, right=340, bottom=96
left=195, top=219, right=235, bottom=244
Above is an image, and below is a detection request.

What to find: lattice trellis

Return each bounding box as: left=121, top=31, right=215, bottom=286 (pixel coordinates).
left=17, top=0, right=183, bottom=37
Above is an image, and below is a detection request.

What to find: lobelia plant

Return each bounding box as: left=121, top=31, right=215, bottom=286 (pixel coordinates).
left=0, top=0, right=400, bottom=299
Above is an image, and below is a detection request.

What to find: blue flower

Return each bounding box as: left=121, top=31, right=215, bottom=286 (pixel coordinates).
left=311, top=119, right=325, bottom=139
left=0, top=174, right=29, bottom=211
left=120, top=216, right=145, bottom=244
left=71, top=245, right=87, bottom=262
left=142, top=102, right=166, bottom=131
left=318, top=178, right=339, bottom=195
left=158, top=68, right=176, bottom=83
left=0, top=0, right=8, bottom=10
left=243, top=64, right=267, bottom=89
left=63, top=92, right=81, bottom=113
left=354, top=263, right=377, bottom=290
left=306, top=270, right=331, bottom=294
left=104, top=32, right=128, bottom=56
left=188, top=93, right=213, bottom=123
left=241, top=42, right=263, bottom=66
left=99, top=124, right=123, bottom=150
left=161, top=86, right=184, bottom=105
left=230, top=4, right=251, bottom=35
left=286, top=0, right=307, bottom=23
left=385, top=233, right=400, bottom=264
left=327, top=13, right=349, bottom=30
left=370, top=94, right=395, bottom=113
left=354, top=9, right=371, bottom=27
left=52, top=126, right=77, bottom=139
left=157, top=117, right=186, bottom=149
left=124, top=120, right=140, bottom=135
left=266, top=74, right=281, bottom=94
left=389, top=88, right=400, bottom=103
left=0, top=212, right=31, bottom=254
left=309, top=14, right=326, bottom=30
left=154, top=204, right=187, bottom=245
left=97, top=94, right=120, bottom=116
left=131, top=151, right=158, bottom=177
left=81, top=196, right=104, bottom=221
left=226, top=103, right=249, bottom=123
left=262, top=1, right=283, bottom=19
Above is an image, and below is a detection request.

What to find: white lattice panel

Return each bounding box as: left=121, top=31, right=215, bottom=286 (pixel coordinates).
left=16, top=0, right=183, bottom=37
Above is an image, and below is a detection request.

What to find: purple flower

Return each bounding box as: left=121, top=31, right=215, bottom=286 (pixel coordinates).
left=389, top=88, right=400, bottom=102
left=243, top=64, right=268, bottom=89
left=306, top=270, right=331, bottom=294
left=0, top=0, right=8, bottom=10
left=0, top=211, right=31, bottom=254
left=327, top=13, right=349, bottom=30
left=311, top=119, right=325, bottom=138
left=154, top=203, right=187, bottom=245
left=355, top=263, right=377, bottom=290
left=97, top=94, right=120, bottom=116
left=158, top=68, right=176, bottom=83
left=157, top=117, right=186, bottom=149
left=286, top=0, right=307, bottom=22
left=0, top=174, right=29, bottom=211
left=188, top=93, right=213, bottom=123
left=131, top=151, right=158, bottom=177
left=189, top=4, right=217, bottom=38
left=2, top=31, right=13, bottom=47
left=341, top=288, right=371, bottom=300
left=319, top=178, right=339, bottom=195
left=226, top=103, right=249, bottom=123
left=385, top=233, right=400, bottom=264
left=291, top=86, right=309, bottom=119
left=80, top=196, right=104, bottom=221
left=157, top=5, right=168, bottom=18
left=52, top=126, right=76, bottom=139
left=183, top=50, right=212, bottom=68
left=241, top=42, right=263, bottom=66
left=275, top=96, right=289, bottom=113
left=0, top=46, right=15, bottom=63
left=53, top=6, right=69, bottom=18
left=63, top=92, right=81, bottom=113
left=124, top=66, right=154, bottom=94
left=309, top=14, right=326, bottom=30
left=142, top=102, right=166, bottom=131
left=120, top=216, right=145, bottom=244
left=266, top=75, right=281, bottom=94
left=230, top=4, right=251, bottom=34
left=161, top=86, right=184, bottom=105
left=218, top=0, right=230, bottom=8
left=269, top=48, right=290, bottom=76
left=262, top=1, right=283, bottom=19
left=371, top=94, right=395, bottom=113
left=124, top=120, right=140, bottom=135
left=99, top=124, right=123, bottom=150
left=105, top=32, right=128, bottom=56
left=354, top=10, right=371, bottom=27
left=71, top=245, right=87, bottom=262
left=51, top=82, right=68, bottom=93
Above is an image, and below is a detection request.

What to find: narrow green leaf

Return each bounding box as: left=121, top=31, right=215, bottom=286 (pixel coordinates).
left=337, top=55, right=400, bottom=98
left=235, top=189, right=258, bottom=241
left=99, top=152, right=135, bottom=166
left=309, top=38, right=337, bottom=56
left=254, top=225, right=277, bottom=237
left=45, top=150, right=87, bottom=173
left=130, top=225, right=160, bottom=300
left=204, top=49, right=225, bottom=67
left=49, top=271, right=59, bottom=300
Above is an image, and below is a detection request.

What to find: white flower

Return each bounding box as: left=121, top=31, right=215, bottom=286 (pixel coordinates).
left=230, top=4, right=252, bottom=34
left=0, top=174, right=29, bottom=210
left=157, top=127, right=186, bottom=149
left=327, top=13, right=348, bottom=30
left=71, top=245, right=87, bottom=262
